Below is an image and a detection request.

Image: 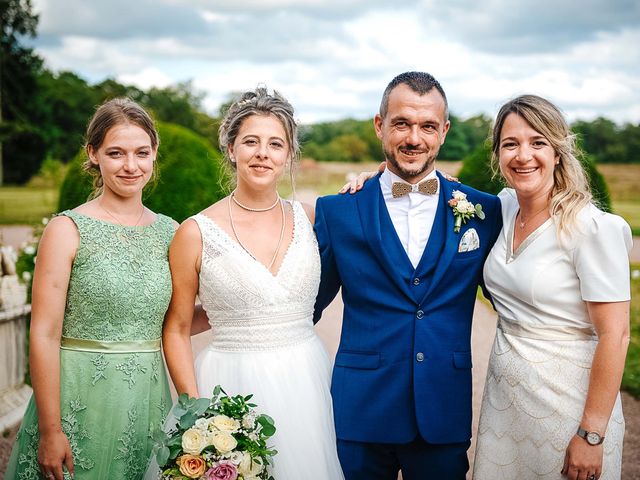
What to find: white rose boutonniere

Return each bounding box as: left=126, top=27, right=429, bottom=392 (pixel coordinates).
left=448, top=190, right=485, bottom=233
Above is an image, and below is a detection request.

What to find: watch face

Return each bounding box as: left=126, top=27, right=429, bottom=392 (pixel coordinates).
left=586, top=432, right=601, bottom=445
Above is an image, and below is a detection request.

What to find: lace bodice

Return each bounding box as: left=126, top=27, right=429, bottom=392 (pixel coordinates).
left=193, top=200, right=321, bottom=351
left=61, top=211, right=174, bottom=341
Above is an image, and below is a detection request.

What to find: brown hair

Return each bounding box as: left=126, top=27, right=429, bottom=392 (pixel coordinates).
left=83, top=97, right=159, bottom=196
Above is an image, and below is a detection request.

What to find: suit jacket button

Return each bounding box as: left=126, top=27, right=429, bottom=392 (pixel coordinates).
left=416, top=352, right=425, bottom=362
left=413, top=278, right=420, bottom=286
left=416, top=310, right=424, bottom=319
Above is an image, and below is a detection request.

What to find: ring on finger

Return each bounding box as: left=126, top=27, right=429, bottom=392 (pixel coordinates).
left=588, top=475, right=597, bottom=480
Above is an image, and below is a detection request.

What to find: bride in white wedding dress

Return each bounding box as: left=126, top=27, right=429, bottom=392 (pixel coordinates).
left=160, top=87, right=344, bottom=479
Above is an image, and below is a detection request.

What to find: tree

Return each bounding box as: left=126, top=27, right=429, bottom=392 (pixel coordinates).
left=458, top=142, right=612, bottom=212
left=34, top=70, right=100, bottom=162
left=59, top=122, right=230, bottom=222
left=0, top=0, right=41, bottom=184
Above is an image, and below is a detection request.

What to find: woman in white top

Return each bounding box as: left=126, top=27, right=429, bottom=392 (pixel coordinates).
left=473, top=95, right=631, bottom=480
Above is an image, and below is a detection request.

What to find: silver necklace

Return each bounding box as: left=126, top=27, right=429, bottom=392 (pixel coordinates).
left=231, top=190, right=280, bottom=212
left=228, top=195, right=286, bottom=271
left=518, top=205, right=549, bottom=229
left=99, top=201, right=145, bottom=227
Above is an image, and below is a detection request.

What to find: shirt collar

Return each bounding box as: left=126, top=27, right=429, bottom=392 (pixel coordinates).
left=380, top=167, right=440, bottom=195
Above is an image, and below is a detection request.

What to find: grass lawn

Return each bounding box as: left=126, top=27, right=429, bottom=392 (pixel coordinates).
left=597, top=163, right=640, bottom=234
left=612, top=201, right=640, bottom=236
left=0, top=187, right=58, bottom=224
left=623, top=264, right=640, bottom=398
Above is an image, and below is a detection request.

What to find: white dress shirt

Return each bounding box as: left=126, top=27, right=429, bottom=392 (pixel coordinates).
left=379, top=168, right=440, bottom=269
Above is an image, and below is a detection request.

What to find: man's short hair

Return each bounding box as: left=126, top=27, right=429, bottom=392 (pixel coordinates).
left=379, top=71, right=449, bottom=120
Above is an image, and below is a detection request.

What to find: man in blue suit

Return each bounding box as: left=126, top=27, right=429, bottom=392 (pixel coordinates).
left=313, top=71, right=503, bottom=479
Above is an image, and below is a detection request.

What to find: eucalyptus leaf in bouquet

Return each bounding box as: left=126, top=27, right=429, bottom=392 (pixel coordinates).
left=152, top=385, right=277, bottom=480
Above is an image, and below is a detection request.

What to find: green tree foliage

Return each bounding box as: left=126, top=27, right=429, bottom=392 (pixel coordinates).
left=301, top=118, right=382, bottom=162
left=34, top=70, right=99, bottom=162
left=457, top=142, right=503, bottom=194
left=582, top=154, right=612, bottom=212
left=58, top=122, right=230, bottom=222
left=1, top=0, right=43, bottom=184
left=458, top=142, right=612, bottom=212
left=572, top=118, right=640, bottom=163
left=439, top=114, right=492, bottom=161
left=139, top=80, right=220, bottom=148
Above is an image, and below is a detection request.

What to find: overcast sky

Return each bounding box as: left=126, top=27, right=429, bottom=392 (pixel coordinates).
left=29, top=0, right=640, bottom=124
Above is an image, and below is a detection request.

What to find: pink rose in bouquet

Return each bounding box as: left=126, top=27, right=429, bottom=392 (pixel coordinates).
left=205, top=461, right=238, bottom=480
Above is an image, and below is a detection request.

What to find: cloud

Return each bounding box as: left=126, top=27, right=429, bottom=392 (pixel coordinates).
left=28, top=0, right=640, bottom=123
left=33, top=0, right=209, bottom=39
left=421, top=0, right=640, bottom=54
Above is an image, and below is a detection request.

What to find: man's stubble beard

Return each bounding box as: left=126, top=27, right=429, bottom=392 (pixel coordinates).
left=384, top=147, right=437, bottom=183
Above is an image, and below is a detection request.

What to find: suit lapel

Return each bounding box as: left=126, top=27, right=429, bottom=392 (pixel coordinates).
left=420, top=172, right=460, bottom=302
left=356, top=175, right=414, bottom=302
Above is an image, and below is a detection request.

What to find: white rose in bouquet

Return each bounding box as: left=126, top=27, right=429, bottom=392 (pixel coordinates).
left=212, top=414, right=240, bottom=433
left=210, top=431, right=238, bottom=453
left=181, top=427, right=208, bottom=455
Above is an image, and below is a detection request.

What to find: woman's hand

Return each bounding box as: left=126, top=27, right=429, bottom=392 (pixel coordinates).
left=339, top=162, right=385, bottom=194
left=561, top=434, right=603, bottom=480
left=38, top=430, right=74, bottom=480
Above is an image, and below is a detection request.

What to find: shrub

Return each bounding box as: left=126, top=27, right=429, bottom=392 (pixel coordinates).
left=58, top=122, right=230, bottom=222
left=457, top=142, right=612, bottom=212
left=457, top=141, right=503, bottom=195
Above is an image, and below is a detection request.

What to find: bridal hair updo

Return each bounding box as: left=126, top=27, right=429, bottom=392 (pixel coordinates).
left=491, top=94, right=592, bottom=241
left=83, top=97, right=159, bottom=197
left=218, top=87, right=300, bottom=183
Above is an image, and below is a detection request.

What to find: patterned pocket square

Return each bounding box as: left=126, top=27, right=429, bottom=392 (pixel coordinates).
left=458, top=228, right=480, bottom=252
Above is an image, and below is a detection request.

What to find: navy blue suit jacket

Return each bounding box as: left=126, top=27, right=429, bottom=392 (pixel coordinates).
left=313, top=171, right=502, bottom=444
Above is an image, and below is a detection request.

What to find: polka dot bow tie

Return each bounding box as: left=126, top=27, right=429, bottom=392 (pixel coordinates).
left=391, top=178, right=438, bottom=198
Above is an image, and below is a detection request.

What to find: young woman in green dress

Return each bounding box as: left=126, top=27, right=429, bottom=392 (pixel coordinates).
left=6, top=98, right=176, bottom=479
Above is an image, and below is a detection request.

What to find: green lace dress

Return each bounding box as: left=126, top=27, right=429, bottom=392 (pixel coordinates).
left=6, top=210, right=174, bottom=479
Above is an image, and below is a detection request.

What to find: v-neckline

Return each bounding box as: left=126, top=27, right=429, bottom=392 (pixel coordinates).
left=506, top=209, right=553, bottom=263
left=197, top=201, right=297, bottom=279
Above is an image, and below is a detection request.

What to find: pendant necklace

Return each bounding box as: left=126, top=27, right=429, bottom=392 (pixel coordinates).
left=228, top=193, right=285, bottom=271
left=99, top=201, right=146, bottom=227
left=517, top=205, right=549, bottom=229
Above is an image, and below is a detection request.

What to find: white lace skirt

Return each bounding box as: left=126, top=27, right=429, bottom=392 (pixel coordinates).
left=194, top=334, right=344, bottom=480
left=473, top=330, right=624, bottom=479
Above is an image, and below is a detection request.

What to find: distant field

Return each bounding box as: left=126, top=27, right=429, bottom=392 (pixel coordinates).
left=596, top=164, right=640, bottom=202
left=597, top=163, right=640, bottom=235
left=280, top=159, right=462, bottom=197
left=623, top=263, right=640, bottom=398
left=0, top=187, right=58, bottom=224
left=0, top=161, right=637, bottom=231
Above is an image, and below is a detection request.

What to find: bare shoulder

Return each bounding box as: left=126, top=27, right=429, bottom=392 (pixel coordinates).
left=43, top=215, right=79, bottom=242
left=174, top=217, right=203, bottom=245
left=38, top=215, right=79, bottom=260
left=199, top=197, right=229, bottom=222
left=300, top=202, right=315, bottom=224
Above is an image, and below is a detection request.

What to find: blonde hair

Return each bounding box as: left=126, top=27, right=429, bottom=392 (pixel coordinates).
left=491, top=95, right=592, bottom=241
left=83, top=97, right=159, bottom=197
left=218, top=87, right=299, bottom=192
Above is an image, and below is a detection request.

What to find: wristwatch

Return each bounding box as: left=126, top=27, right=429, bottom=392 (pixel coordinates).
left=577, top=426, right=605, bottom=445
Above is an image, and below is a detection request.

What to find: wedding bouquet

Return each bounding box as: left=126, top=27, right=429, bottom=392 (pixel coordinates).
left=153, top=386, right=277, bottom=480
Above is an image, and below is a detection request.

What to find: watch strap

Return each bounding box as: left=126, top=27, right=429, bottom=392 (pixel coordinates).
left=577, top=426, right=605, bottom=445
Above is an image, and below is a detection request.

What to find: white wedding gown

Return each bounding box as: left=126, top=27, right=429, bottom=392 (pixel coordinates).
left=190, top=200, right=344, bottom=479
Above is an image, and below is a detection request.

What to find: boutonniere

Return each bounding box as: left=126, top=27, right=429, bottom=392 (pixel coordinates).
left=448, top=190, right=485, bottom=233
